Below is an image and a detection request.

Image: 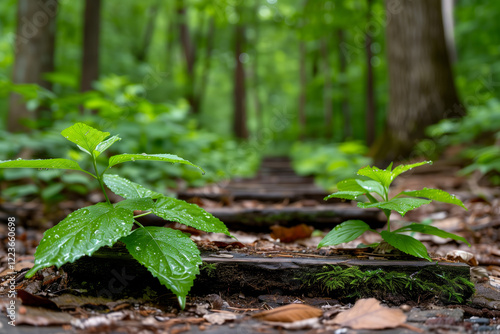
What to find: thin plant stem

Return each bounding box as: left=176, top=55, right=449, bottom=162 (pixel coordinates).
left=133, top=211, right=153, bottom=219
left=92, top=155, right=111, bottom=205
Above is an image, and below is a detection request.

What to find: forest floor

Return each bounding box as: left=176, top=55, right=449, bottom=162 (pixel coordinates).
left=1, top=158, right=500, bottom=333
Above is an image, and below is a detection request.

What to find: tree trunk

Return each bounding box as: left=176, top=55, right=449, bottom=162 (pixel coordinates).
left=80, top=0, right=101, bottom=95
left=9, top=0, right=58, bottom=132
left=176, top=0, right=199, bottom=114
left=320, top=38, right=333, bottom=139
left=233, top=22, right=248, bottom=139
left=298, top=41, right=307, bottom=140
left=338, top=29, right=352, bottom=139
left=197, top=18, right=215, bottom=113
left=250, top=1, right=263, bottom=133
left=365, top=0, right=376, bottom=146
left=372, top=0, right=462, bottom=164
left=135, top=2, right=160, bottom=62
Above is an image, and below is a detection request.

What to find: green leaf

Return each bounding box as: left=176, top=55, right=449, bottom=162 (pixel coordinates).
left=108, top=154, right=204, bottom=173
left=393, top=223, right=471, bottom=246
left=336, top=179, right=366, bottom=192
left=324, top=191, right=366, bottom=201
left=103, top=174, right=163, bottom=199
left=114, top=198, right=154, bottom=211
left=61, top=123, right=110, bottom=155
left=94, top=135, right=121, bottom=157
left=356, top=165, right=394, bottom=189
left=358, top=198, right=432, bottom=216
left=357, top=161, right=432, bottom=188
left=121, top=227, right=202, bottom=308
left=334, top=179, right=380, bottom=203
left=318, top=220, right=372, bottom=248
left=381, top=231, right=431, bottom=261
left=153, top=196, right=231, bottom=236
left=355, top=180, right=385, bottom=198
left=25, top=203, right=134, bottom=278
left=0, top=158, right=89, bottom=174
left=398, top=188, right=467, bottom=210
left=391, top=161, right=432, bottom=180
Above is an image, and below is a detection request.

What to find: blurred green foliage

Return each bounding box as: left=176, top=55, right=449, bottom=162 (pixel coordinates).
left=0, top=74, right=260, bottom=201
left=424, top=99, right=500, bottom=184
left=291, top=141, right=371, bottom=191
left=1, top=0, right=500, bottom=197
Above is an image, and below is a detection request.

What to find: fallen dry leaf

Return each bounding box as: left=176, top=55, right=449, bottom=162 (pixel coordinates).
left=471, top=266, right=489, bottom=282
left=17, top=290, right=59, bottom=310
left=331, top=298, right=407, bottom=330
left=17, top=306, right=74, bottom=326
left=252, top=303, right=322, bottom=322
left=446, top=250, right=478, bottom=266
left=0, top=261, right=34, bottom=277
left=270, top=224, right=314, bottom=243
left=487, top=265, right=500, bottom=277
left=203, top=312, right=237, bottom=325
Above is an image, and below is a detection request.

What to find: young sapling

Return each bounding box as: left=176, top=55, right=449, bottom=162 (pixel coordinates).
left=318, top=161, right=470, bottom=260
left=0, top=123, right=231, bottom=308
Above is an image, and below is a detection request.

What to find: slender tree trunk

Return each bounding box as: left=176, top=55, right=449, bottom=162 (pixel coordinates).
left=250, top=1, right=263, bottom=133
left=338, top=29, right=352, bottom=139
left=372, top=0, right=462, bottom=164
left=298, top=41, right=307, bottom=140
left=9, top=0, right=58, bottom=132
left=197, top=18, right=215, bottom=112
left=165, top=19, right=175, bottom=68
left=297, top=0, right=309, bottom=140
left=136, top=2, right=160, bottom=62
left=320, top=38, right=333, bottom=139
left=233, top=23, right=248, bottom=139
left=176, top=0, right=199, bottom=114
left=81, top=0, right=101, bottom=96
left=365, top=0, right=376, bottom=146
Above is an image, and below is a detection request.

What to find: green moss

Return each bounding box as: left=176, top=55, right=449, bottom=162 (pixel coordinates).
left=299, top=265, right=475, bottom=303
left=200, top=263, right=218, bottom=277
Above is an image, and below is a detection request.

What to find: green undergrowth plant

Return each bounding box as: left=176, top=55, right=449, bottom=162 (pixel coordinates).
left=300, top=265, right=475, bottom=303
left=318, top=161, right=470, bottom=261
left=0, top=123, right=232, bottom=309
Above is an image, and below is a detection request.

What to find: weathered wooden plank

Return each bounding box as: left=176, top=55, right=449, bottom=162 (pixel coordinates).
left=62, top=245, right=473, bottom=304
left=136, top=204, right=384, bottom=231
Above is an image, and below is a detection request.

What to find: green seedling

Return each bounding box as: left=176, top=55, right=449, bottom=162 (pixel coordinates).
left=0, top=123, right=231, bottom=309
left=318, top=161, right=470, bottom=261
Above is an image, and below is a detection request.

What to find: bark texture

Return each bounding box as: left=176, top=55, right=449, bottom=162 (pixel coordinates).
left=81, top=0, right=101, bottom=94
left=372, top=0, right=461, bottom=164
left=9, top=0, right=58, bottom=132
left=233, top=22, right=248, bottom=139
left=365, top=0, right=376, bottom=146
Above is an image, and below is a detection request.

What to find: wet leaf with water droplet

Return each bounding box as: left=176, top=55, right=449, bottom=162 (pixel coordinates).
left=107, top=153, right=204, bottom=174
left=398, top=188, right=467, bottom=210
left=0, top=158, right=87, bottom=173
left=61, top=123, right=110, bottom=156
left=122, top=227, right=201, bottom=309
left=25, top=203, right=134, bottom=278
left=153, top=196, right=231, bottom=236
